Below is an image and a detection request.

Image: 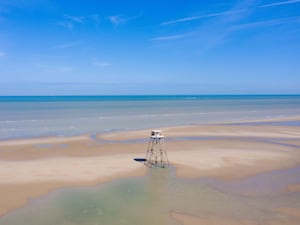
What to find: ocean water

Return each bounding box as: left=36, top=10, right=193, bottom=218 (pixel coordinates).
left=0, top=95, right=300, bottom=140
left=1, top=95, right=300, bottom=224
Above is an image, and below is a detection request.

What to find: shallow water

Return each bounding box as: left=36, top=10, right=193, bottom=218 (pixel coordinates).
left=1, top=166, right=300, bottom=225
left=1, top=95, right=300, bottom=140
left=201, top=165, right=300, bottom=196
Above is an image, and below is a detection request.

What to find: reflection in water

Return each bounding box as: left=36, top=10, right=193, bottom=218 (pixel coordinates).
left=1, top=166, right=300, bottom=225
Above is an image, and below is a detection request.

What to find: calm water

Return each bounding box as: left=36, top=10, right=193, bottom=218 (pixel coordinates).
left=1, top=167, right=300, bottom=225
left=1, top=95, right=300, bottom=140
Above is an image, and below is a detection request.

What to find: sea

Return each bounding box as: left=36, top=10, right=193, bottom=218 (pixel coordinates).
left=1, top=95, right=300, bottom=140
left=1, top=95, right=300, bottom=225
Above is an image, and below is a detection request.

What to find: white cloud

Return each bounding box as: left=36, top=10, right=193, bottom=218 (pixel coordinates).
left=108, top=15, right=127, bottom=26
left=161, top=10, right=243, bottom=25
left=260, top=0, right=300, bottom=8
left=93, top=59, right=112, bottom=67
left=152, top=33, right=191, bottom=41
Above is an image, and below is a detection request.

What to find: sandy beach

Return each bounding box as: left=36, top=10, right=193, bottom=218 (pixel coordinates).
left=0, top=119, right=300, bottom=223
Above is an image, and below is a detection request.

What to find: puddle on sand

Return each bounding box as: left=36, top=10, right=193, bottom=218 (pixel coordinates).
left=0, top=166, right=300, bottom=225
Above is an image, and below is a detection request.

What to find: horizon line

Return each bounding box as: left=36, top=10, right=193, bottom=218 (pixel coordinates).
left=0, top=94, right=300, bottom=97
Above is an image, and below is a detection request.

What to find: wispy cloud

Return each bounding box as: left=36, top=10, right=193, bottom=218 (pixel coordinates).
left=92, top=59, right=112, bottom=67
left=53, top=41, right=81, bottom=49
left=108, top=15, right=127, bottom=26
left=152, top=33, right=191, bottom=41
left=58, top=14, right=100, bottom=30
left=232, top=16, right=300, bottom=30
left=57, top=14, right=85, bottom=30
left=156, top=0, right=259, bottom=47
left=63, top=14, right=85, bottom=24
left=57, top=21, right=74, bottom=30
left=156, top=0, right=261, bottom=51
left=57, top=13, right=134, bottom=30
left=260, top=0, right=300, bottom=8
left=161, top=10, right=243, bottom=26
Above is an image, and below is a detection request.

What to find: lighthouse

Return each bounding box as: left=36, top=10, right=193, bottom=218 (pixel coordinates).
left=145, top=130, right=169, bottom=168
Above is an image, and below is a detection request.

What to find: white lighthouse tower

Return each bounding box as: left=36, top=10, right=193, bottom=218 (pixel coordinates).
left=145, top=130, right=169, bottom=168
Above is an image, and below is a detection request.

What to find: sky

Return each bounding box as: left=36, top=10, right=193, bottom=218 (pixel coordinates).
left=0, top=0, right=299, bottom=95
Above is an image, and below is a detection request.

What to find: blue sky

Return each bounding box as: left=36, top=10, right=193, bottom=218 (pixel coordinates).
left=0, top=0, right=299, bottom=95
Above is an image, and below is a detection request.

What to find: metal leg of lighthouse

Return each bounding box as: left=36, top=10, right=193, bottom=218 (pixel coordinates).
left=145, top=130, right=169, bottom=168
left=159, top=137, right=169, bottom=168
left=145, top=139, right=151, bottom=165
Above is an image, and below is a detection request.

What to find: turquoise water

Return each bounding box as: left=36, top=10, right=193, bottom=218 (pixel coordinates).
left=1, top=95, right=300, bottom=140
left=1, top=167, right=300, bottom=225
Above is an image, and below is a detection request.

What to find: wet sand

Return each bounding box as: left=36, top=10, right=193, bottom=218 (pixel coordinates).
left=98, top=124, right=300, bottom=141
left=0, top=120, right=300, bottom=220
left=286, top=184, right=300, bottom=193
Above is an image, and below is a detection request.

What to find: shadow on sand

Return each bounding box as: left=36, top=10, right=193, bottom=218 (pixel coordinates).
left=133, top=158, right=147, bottom=163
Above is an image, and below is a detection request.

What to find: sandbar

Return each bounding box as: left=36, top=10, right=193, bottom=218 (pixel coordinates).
left=0, top=121, right=300, bottom=218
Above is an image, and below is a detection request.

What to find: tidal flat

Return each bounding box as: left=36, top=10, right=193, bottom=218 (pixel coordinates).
left=1, top=165, right=300, bottom=225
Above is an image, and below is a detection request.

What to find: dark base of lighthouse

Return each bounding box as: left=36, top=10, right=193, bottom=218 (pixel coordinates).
left=144, top=160, right=169, bottom=168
